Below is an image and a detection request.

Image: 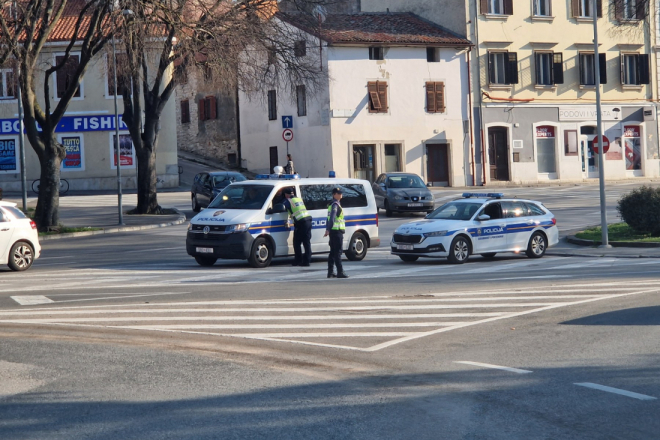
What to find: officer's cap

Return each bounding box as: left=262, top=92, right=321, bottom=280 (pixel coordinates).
left=332, top=187, right=343, bottom=195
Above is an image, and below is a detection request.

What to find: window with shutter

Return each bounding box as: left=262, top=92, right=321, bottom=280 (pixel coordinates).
left=425, top=82, right=436, bottom=113
left=198, top=99, right=206, bottom=121
left=553, top=52, right=564, bottom=85
left=294, top=41, right=306, bottom=57
left=267, top=90, right=277, bottom=120
left=425, top=82, right=446, bottom=113
left=181, top=100, right=190, bottom=124
left=1, top=68, right=16, bottom=98
left=377, top=82, right=388, bottom=112
left=296, top=85, right=306, bottom=116
left=599, top=53, right=607, bottom=84
left=368, top=81, right=381, bottom=112
left=638, top=54, right=650, bottom=84
left=55, top=54, right=81, bottom=98
left=506, top=52, right=519, bottom=85
left=207, top=96, right=217, bottom=119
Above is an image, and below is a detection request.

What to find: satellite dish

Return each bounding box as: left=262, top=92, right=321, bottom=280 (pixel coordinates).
left=313, top=5, right=327, bottom=24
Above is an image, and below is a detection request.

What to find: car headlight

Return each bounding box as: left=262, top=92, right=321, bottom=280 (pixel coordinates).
left=187, top=223, right=192, bottom=231
left=423, top=230, right=448, bottom=238
left=394, top=195, right=402, bottom=200
left=227, top=223, right=249, bottom=233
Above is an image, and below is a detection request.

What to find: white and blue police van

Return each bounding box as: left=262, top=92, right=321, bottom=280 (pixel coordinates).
left=391, top=193, right=559, bottom=264
left=186, top=174, right=380, bottom=268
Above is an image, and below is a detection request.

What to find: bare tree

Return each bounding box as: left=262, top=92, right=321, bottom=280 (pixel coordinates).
left=0, top=0, right=116, bottom=230
left=112, top=0, right=331, bottom=214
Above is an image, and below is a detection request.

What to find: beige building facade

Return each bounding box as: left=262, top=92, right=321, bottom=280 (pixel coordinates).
left=0, top=47, right=179, bottom=193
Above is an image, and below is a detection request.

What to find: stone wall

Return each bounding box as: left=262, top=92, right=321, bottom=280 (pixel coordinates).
left=175, top=69, right=239, bottom=167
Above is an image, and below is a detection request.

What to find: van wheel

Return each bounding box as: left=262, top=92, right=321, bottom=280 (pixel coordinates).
left=384, top=200, right=393, bottom=217
left=192, top=193, right=201, bottom=212
left=194, top=256, right=217, bottom=267
left=447, top=236, right=470, bottom=264
left=399, top=255, right=419, bottom=263
left=345, top=232, right=367, bottom=261
left=8, top=242, right=34, bottom=271
left=249, top=237, right=273, bottom=268
left=526, top=232, right=547, bottom=258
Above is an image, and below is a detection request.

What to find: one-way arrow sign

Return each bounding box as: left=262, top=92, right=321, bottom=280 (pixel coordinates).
left=282, top=116, right=293, bottom=129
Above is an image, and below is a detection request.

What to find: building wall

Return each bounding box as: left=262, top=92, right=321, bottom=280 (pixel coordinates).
left=327, top=45, right=471, bottom=186
left=0, top=47, right=178, bottom=192
left=174, top=70, right=239, bottom=167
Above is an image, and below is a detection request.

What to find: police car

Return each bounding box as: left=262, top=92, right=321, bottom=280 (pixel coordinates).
left=186, top=173, right=380, bottom=268
left=391, top=193, right=558, bottom=264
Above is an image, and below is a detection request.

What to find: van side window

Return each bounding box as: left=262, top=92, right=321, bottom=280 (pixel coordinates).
left=340, top=184, right=368, bottom=208
left=300, top=184, right=334, bottom=210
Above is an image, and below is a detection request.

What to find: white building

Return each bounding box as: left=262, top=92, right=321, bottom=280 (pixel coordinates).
left=238, top=12, right=473, bottom=186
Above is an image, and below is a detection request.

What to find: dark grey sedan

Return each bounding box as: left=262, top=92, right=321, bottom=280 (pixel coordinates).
left=191, top=171, right=247, bottom=212
left=372, top=173, right=435, bottom=216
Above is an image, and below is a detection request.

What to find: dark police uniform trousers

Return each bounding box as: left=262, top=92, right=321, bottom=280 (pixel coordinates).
left=293, top=217, right=313, bottom=265
left=328, top=230, right=344, bottom=273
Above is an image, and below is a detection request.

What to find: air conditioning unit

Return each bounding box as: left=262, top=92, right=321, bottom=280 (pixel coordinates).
left=643, top=106, right=656, bottom=122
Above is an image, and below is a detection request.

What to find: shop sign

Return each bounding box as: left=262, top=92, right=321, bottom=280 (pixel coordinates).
left=61, top=136, right=83, bottom=170
left=0, top=114, right=128, bottom=134
left=558, top=106, right=623, bottom=121
left=536, top=126, right=555, bottom=138
left=624, top=126, right=640, bottom=138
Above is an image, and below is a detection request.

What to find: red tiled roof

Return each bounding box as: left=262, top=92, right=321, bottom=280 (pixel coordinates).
left=276, top=12, right=471, bottom=47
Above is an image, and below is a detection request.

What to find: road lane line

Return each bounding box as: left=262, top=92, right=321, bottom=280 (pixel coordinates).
left=454, top=361, right=532, bottom=374
left=10, top=296, right=54, bottom=306
left=574, top=383, right=657, bottom=401
left=485, top=275, right=573, bottom=281
left=115, top=322, right=468, bottom=330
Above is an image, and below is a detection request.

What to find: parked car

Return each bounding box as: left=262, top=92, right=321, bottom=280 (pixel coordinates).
left=191, top=171, right=248, bottom=212
left=391, top=193, right=558, bottom=264
left=0, top=202, right=41, bottom=271
left=372, top=172, right=435, bottom=216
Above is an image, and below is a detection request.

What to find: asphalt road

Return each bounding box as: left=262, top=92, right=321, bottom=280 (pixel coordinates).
left=1, top=179, right=659, bottom=439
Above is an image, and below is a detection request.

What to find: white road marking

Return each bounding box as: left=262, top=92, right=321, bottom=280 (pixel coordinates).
left=116, top=322, right=467, bottom=330
left=10, top=296, right=54, bottom=306
left=485, top=275, right=572, bottom=281
left=454, top=361, right=532, bottom=374
left=574, top=383, right=657, bottom=401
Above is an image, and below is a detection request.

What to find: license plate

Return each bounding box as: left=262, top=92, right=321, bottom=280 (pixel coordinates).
left=408, top=203, right=423, bottom=207
left=196, top=247, right=214, bottom=254
left=397, top=244, right=414, bottom=250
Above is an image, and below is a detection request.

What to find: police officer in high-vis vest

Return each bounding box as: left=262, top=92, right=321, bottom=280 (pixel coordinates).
left=283, top=187, right=312, bottom=266
left=323, top=187, right=348, bottom=279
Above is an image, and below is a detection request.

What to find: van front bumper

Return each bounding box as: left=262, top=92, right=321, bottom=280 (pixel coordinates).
left=186, top=231, right=253, bottom=260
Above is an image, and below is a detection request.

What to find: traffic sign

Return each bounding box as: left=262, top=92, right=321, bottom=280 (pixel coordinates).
left=282, top=129, right=294, bottom=142
left=593, top=135, right=610, bottom=154
left=282, top=116, right=293, bottom=129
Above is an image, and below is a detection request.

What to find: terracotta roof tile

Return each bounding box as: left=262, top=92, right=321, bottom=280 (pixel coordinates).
left=276, top=12, right=471, bottom=47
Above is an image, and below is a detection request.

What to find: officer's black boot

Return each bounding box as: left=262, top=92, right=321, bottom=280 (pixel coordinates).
left=327, top=271, right=337, bottom=278
left=337, top=272, right=349, bottom=279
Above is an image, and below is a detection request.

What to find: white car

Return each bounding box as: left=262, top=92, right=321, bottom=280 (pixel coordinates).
left=391, top=193, right=558, bottom=264
left=0, top=201, right=41, bottom=271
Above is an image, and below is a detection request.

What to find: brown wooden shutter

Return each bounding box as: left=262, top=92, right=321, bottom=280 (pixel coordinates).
left=198, top=99, right=206, bottom=120
left=503, top=0, right=513, bottom=15
left=638, top=54, right=650, bottom=85
left=620, top=54, right=625, bottom=84
left=436, top=82, right=445, bottom=113
left=599, top=53, right=607, bottom=84
left=553, top=52, right=564, bottom=84
left=596, top=0, right=602, bottom=17
left=207, top=96, right=217, bottom=119
left=480, top=0, right=488, bottom=14
left=571, top=0, right=580, bottom=17
left=181, top=100, right=190, bottom=123
left=425, top=82, right=436, bottom=113
left=368, top=81, right=380, bottom=112
left=377, top=81, right=388, bottom=113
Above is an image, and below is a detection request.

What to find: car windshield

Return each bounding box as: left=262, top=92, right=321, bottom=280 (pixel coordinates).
left=213, top=174, right=245, bottom=187
left=388, top=175, right=426, bottom=188
left=207, top=184, right=273, bottom=210
left=427, top=202, right=482, bottom=221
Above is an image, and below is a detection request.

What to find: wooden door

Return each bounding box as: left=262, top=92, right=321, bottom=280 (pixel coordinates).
left=487, top=128, right=510, bottom=181
left=427, top=144, right=449, bottom=185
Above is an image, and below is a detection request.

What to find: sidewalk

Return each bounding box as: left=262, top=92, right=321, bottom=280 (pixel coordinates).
left=549, top=237, right=660, bottom=259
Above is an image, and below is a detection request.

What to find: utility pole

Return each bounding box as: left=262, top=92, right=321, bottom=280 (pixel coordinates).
left=13, top=0, right=27, bottom=213
left=112, top=13, right=124, bottom=226
left=592, top=0, right=610, bottom=248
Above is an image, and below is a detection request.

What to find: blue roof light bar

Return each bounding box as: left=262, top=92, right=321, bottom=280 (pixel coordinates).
left=462, top=192, right=504, bottom=199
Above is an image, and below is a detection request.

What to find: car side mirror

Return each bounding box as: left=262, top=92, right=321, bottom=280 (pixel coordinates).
left=426, top=183, right=432, bottom=187
left=477, top=214, right=490, bottom=221
left=271, top=203, right=287, bottom=214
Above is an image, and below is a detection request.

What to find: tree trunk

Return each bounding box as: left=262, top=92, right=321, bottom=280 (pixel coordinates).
left=135, top=143, right=159, bottom=214
left=33, top=136, right=65, bottom=231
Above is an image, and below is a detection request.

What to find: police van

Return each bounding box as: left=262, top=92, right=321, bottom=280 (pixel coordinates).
left=391, top=193, right=559, bottom=264
left=186, top=174, right=380, bottom=268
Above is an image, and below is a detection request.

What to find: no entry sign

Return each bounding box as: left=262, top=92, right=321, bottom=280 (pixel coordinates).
left=593, top=135, right=610, bottom=154
left=282, top=129, right=294, bottom=142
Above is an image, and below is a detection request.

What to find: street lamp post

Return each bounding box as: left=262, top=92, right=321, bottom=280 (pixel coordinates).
left=592, top=0, right=610, bottom=248
left=13, top=0, right=27, bottom=212
left=112, top=23, right=124, bottom=225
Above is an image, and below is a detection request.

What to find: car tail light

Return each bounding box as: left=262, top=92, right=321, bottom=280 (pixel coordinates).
left=551, top=218, right=556, bottom=225
left=30, top=220, right=37, bottom=230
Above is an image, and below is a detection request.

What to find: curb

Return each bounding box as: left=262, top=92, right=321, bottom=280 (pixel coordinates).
left=548, top=251, right=660, bottom=259
left=566, top=234, right=660, bottom=248
left=40, top=210, right=187, bottom=241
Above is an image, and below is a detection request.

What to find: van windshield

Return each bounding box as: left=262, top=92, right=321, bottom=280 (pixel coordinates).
left=207, top=184, right=273, bottom=210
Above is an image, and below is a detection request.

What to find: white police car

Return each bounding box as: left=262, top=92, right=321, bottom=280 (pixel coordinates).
left=391, top=193, right=558, bottom=264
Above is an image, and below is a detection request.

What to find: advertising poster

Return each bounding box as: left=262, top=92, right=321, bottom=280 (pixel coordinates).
left=62, top=136, right=83, bottom=170
left=112, top=134, right=134, bottom=167
left=624, top=126, right=642, bottom=171
left=0, top=138, right=17, bottom=172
